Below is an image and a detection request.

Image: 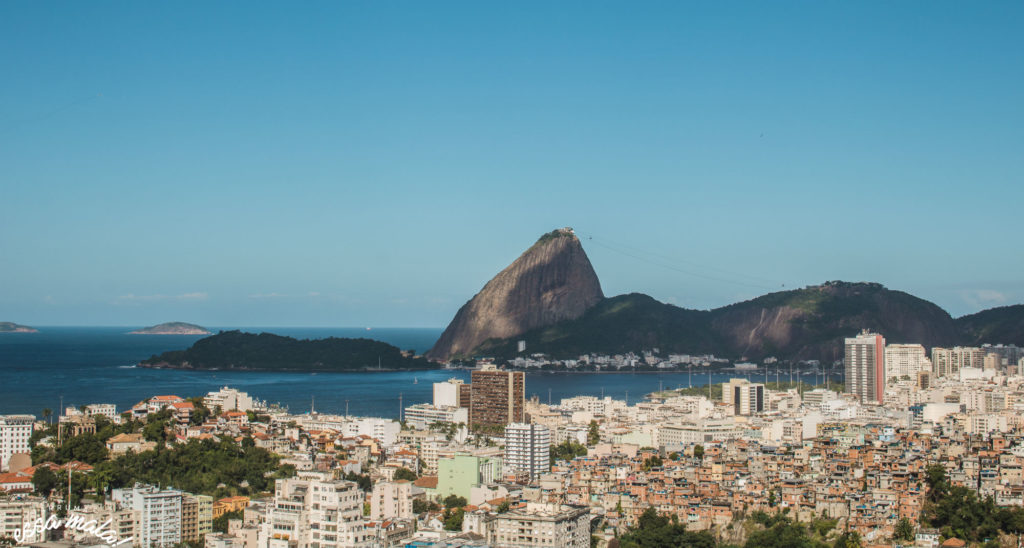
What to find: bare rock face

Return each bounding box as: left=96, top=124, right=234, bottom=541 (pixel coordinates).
left=426, top=228, right=604, bottom=361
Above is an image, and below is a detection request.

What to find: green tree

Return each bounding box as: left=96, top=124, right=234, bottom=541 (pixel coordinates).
left=393, top=467, right=417, bottom=482
left=344, top=472, right=372, bottom=492
left=57, top=433, right=109, bottom=464
left=550, top=441, right=588, bottom=465
left=893, top=517, right=914, bottom=541
left=833, top=531, right=862, bottom=548
left=497, top=499, right=511, bottom=513
left=744, top=517, right=825, bottom=548
left=212, top=510, right=243, bottom=533
left=413, top=499, right=440, bottom=514
left=619, top=507, right=716, bottom=548
left=693, top=445, right=704, bottom=460
left=925, top=464, right=949, bottom=503
left=42, top=408, right=52, bottom=425
left=443, top=507, right=465, bottom=531
left=588, top=420, right=600, bottom=445
left=642, top=455, right=663, bottom=471
left=32, top=466, right=59, bottom=497
left=443, top=494, right=467, bottom=508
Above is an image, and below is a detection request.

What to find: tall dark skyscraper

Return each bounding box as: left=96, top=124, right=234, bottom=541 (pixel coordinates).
left=469, top=364, right=525, bottom=427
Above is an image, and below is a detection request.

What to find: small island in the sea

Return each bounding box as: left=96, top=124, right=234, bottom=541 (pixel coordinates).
left=130, top=322, right=211, bottom=335
left=0, top=322, right=38, bottom=333
left=139, top=330, right=437, bottom=371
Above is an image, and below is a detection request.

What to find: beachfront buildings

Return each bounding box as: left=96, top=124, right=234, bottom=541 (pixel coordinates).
left=403, top=404, right=468, bottom=430
left=845, top=330, right=885, bottom=403
left=205, top=387, right=256, bottom=412
left=0, top=415, right=33, bottom=471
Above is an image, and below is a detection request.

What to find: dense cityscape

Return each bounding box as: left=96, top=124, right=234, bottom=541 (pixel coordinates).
left=5, top=2, right=1022, bottom=548
left=2, top=335, right=1024, bottom=547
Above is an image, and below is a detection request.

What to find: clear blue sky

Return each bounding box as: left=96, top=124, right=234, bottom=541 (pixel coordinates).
left=2, top=2, right=1022, bottom=327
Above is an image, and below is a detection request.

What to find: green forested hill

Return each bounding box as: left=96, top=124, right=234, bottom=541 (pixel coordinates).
left=141, top=330, right=437, bottom=371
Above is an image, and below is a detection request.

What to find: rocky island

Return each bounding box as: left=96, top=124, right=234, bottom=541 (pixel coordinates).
left=139, top=330, right=438, bottom=371
left=130, top=322, right=211, bottom=335
left=0, top=322, right=38, bottom=333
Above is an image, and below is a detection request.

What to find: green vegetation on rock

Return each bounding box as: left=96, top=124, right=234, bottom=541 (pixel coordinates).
left=142, top=330, right=437, bottom=371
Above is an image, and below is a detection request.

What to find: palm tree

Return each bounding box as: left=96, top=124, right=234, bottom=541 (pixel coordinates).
left=42, top=408, right=52, bottom=425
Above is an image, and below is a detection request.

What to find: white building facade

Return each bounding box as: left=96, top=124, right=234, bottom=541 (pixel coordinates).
left=0, top=415, right=33, bottom=472
left=504, top=423, right=551, bottom=481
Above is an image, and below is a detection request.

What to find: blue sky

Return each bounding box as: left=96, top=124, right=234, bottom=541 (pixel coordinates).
left=2, top=2, right=1022, bottom=327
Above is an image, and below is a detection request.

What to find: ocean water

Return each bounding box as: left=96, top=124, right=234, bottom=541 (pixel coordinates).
left=0, top=327, right=830, bottom=419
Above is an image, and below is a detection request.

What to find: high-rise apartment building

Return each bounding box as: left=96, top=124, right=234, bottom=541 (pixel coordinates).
left=111, top=485, right=184, bottom=547
left=269, top=471, right=372, bottom=548
left=884, top=344, right=932, bottom=382
left=845, top=331, right=885, bottom=404
left=722, top=379, right=764, bottom=415
left=433, top=378, right=464, bottom=408
left=0, top=497, right=48, bottom=541
left=504, top=423, right=551, bottom=481
left=470, top=364, right=525, bottom=427
left=0, top=415, right=33, bottom=472
left=369, top=480, right=414, bottom=520
left=181, top=493, right=213, bottom=542
left=931, top=347, right=986, bottom=377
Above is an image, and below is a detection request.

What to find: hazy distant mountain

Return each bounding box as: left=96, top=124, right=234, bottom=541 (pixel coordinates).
left=425, top=228, right=604, bottom=361
left=0, top=322, right=38, bottom=333
left=430, top=229, right=1024, bottom=362
left=957, top=304, right=1024, bottom=346
left=140, top=330, right=435, bottom=371
left=130, top=322, right=211, bottom=335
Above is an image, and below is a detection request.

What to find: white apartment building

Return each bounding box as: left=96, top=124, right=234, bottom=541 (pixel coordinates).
left=659, top=418, right=741, bottom=447
left=66, top=501, right=135, bottom=544
left=884, top=344, right=932, bottom=382
left=504, top=423, right=551, bottom=481
left=0, top=415, right=33, bottom=472
left=111, top=484, right=184, bottom=547
left=722, top=378, right=764, bottom=415
left=269, top=471, right=372, bottom=548
left=204, top=387, right=255, bottom=412
left=932, top=347, right=986, bottom=378
left=0, top=496, right=49, bottom=541
left=433, top=379, right=464, bottom=408
left=342, top=418, right=400, bottom=446
left=369, top=480, right=413, bottom=520
left=558, top=396, right=622, bottom=416
left=86, top=403, right=119, bottom=422
left=490, top=503, right=590, bottom=548
left=403, top=403, right=468, bottom=430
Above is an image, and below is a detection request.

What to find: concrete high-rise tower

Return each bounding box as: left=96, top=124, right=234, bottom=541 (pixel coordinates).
left=470, top=364, right=525, bottom=427
left=845, top=330, right=885, bottom=403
